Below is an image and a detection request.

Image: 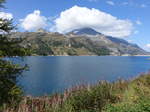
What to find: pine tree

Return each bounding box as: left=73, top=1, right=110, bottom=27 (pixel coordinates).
left=0, top=0, right=30, bottom=106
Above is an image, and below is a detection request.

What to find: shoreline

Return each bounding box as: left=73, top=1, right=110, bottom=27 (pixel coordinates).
left=9, top=55, right=150, bottom=57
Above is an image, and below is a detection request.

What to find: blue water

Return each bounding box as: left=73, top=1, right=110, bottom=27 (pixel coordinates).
left=10, top=56, right=150, bottom=96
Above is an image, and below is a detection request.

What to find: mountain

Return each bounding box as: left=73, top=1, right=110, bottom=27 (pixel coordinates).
left=10, top=28, right=149, bottom=56
left=69, top=27, right=101, bottom=35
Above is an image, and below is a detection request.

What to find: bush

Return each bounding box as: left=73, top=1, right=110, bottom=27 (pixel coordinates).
left=0, top=60, right=25, bottom=106
left=63, top=82, right=118, bottom=112
left=104, top=98, right=150, bottom=112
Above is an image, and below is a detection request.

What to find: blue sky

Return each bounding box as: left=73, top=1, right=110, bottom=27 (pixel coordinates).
left=1, top=0, right=150, bottom=51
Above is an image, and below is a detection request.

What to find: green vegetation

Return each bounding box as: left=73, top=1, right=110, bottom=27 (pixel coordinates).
left=19, top=33, right=111, bottom=56
left=2, top=73, right=150, bottom=112
left=1, top=0, right=150, bottom=111
left=0, top=0, right=30, bottom=108
left=11, top=30, right=148, bottom=56
left=91, top=47, right=110, bottom=56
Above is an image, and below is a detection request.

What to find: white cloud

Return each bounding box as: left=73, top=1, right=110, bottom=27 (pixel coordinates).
left=145, top=44, right=150, bottom=51
left=75, top=0, right=98, bottom=2
left=20, top=10, right=47, bottom=31
left=106, top=1, right=115, bottom=6
left=52, top=6, right=133, bottom=38
left=121, top=2, right=148, bottom=8
left=134, top=30, right=139, bottom=34
left=141, top=4, right=147, bottom=8
left=146, top=44, right=150, bottom=49
left=135, top=20, right=142, bottom=25
left=0, top=12, right=13, bottom=20
left=88, top=0, right=98, bottom=2
left=122, top=2, right=129, bottom=6
left=127, top=40, right=133, bottom=43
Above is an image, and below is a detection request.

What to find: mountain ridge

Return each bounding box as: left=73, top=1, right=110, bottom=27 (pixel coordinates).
left=68, top=27, right=102, bottom=35
left=10, top=28, right=149, bottom=56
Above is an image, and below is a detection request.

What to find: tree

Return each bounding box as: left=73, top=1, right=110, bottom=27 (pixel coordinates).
left=0, top=0, right=30, bottom=106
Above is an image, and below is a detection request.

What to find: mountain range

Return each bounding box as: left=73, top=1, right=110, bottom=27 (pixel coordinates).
left=11, top=28, right=149, bottom=56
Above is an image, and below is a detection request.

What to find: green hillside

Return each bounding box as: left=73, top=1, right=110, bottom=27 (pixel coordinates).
left=10, top=31, right=148, bottom=56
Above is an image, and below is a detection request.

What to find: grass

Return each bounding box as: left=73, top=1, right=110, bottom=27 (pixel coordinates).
left=2, top=73, right=150, bottom=112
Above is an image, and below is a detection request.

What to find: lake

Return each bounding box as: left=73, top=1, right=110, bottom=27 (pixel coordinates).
left=9, top=56, right=150, bottom=96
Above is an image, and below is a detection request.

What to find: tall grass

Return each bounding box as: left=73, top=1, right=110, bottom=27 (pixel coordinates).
left=2, top=73, right=150, bottom=112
